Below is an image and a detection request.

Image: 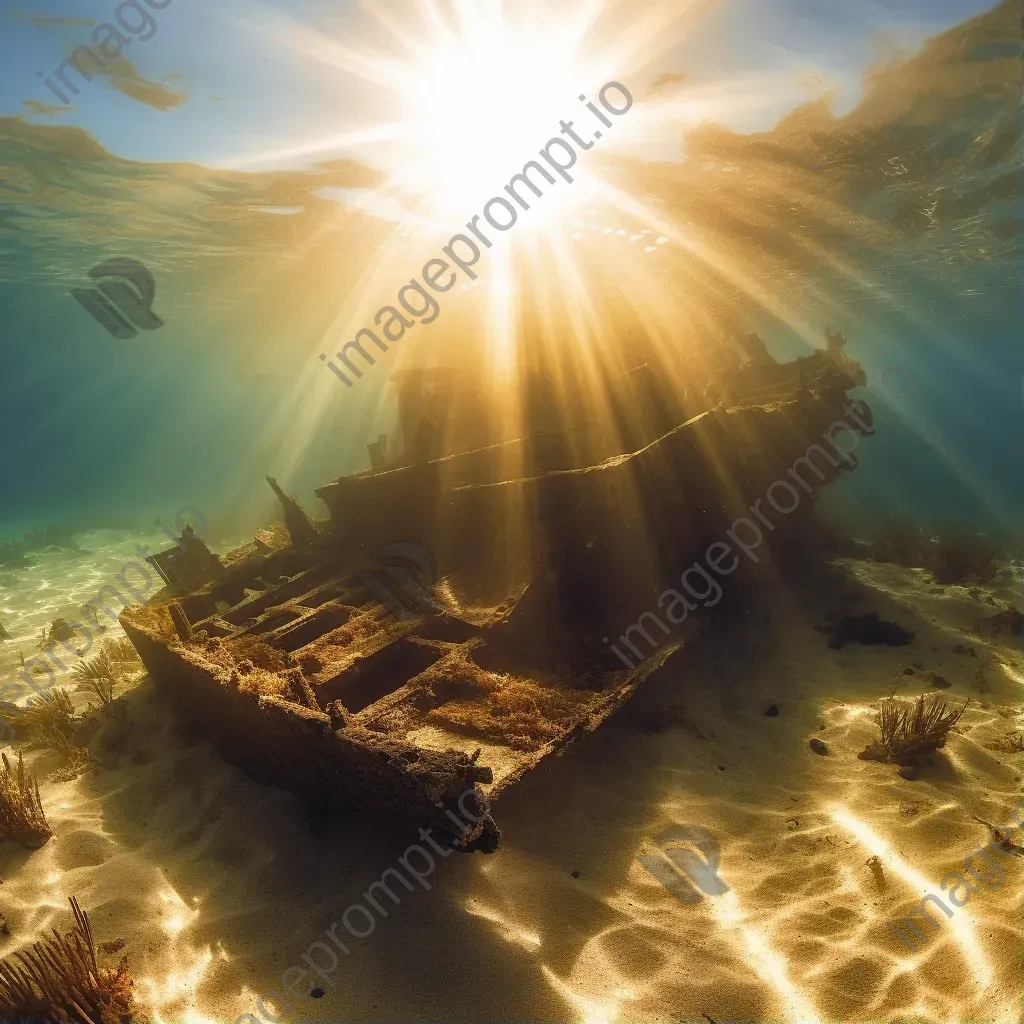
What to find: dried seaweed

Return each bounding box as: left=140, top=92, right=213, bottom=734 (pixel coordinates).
left=0, top=751, right=51, bottom=848
left=859, top=693, right=969, bottom=765
left=0, top=896, right=135, bottom=1023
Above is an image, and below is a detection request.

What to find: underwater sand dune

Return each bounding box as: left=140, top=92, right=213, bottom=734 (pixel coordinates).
left=0, top=547, right=1019, bottom=1023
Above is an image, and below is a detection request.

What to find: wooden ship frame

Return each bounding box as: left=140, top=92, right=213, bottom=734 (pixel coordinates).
left=122, top=331, right=873, bottom=852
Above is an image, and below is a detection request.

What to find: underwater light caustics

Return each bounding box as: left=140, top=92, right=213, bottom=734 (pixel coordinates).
left=710, top=890, right=824, bottom=1024
left=828, top=805, right=994, bottom=990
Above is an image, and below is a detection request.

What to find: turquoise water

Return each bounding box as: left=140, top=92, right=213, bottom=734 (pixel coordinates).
left=0, top=1, right=1020, bottom=583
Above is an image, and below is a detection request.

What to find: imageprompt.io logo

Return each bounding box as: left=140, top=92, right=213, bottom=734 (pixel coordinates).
left=357, top=541, right=442, bottom=620
left=70, top=257, right=164, bottom=339
left=638, top=824, right=729, bottom=904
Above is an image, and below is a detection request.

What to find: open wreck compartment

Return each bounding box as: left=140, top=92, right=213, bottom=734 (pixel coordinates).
left=122, top=603, right=499, bottom=851
left=317, top=637, right=442, bottom=713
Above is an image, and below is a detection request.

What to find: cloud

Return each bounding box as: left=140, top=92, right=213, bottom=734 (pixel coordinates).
left=21, top=98, right=71, bottom=117
left=98, top=55, right=188, bottom=110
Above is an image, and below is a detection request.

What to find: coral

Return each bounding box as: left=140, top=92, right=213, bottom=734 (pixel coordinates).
left=0, top=751, right=51, bottom=848
left=858, top=693, right=969, bottom=766
left=0, top=896, right=135, bottom=1023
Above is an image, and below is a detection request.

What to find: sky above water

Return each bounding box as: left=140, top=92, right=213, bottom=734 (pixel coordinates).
left=0, top=0, right=1000, bottom=171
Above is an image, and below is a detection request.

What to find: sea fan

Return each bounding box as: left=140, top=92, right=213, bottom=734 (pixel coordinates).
left=860, top=693, right=969, bottom=765
left=104, top=636, right=142, bottom=666
left=0, top=751, right=51, bottom=848
left=8, top=690, right=92, bottom=776
left=71, top=652, right=117, bottom=708
left=0, top=896, right=135, bottom=1023
left=71, top=639, right=143, bottom=710
left=16, top=689, right=76, bottom=742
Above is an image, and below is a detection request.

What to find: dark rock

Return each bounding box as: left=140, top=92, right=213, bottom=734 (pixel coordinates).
left=571, top=869, right=581, bottom=879
left=765, top=704, right=780, bottom=717
left=0, top=621, right=9, bottom=642
left=902, top=667, right=914, bottom=675
left=47, top=618, right=79, bottom=644
left=809, top=737, right=829, bottom=755
left=817, top=612, right=914, bottom=649
left=977, top=607, right=1023, bottom=638
left=927, top=672, right=952, bottom=689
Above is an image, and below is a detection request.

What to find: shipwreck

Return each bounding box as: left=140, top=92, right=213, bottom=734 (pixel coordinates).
left=122, top=331, right=872, bottom=851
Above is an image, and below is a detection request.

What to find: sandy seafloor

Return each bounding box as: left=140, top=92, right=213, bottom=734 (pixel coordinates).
left=0, top=530, right=1021, bottom=1024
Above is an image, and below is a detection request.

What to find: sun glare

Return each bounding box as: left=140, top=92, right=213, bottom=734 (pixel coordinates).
left=395, top=13, right=591, bottom=217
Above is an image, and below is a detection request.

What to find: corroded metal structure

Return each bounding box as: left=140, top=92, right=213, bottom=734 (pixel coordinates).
left=122, top=340, right=871, bottom=851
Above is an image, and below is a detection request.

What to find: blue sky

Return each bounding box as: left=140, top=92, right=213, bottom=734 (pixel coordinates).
left=0, top=0, right=1000, bottom=172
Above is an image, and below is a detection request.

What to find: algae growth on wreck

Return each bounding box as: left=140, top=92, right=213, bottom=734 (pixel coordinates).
left=0, top=0, right=1021, bottom=1022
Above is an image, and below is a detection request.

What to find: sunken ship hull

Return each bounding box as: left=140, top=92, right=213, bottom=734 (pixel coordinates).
left=122, top=341, right=872, bottom=851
